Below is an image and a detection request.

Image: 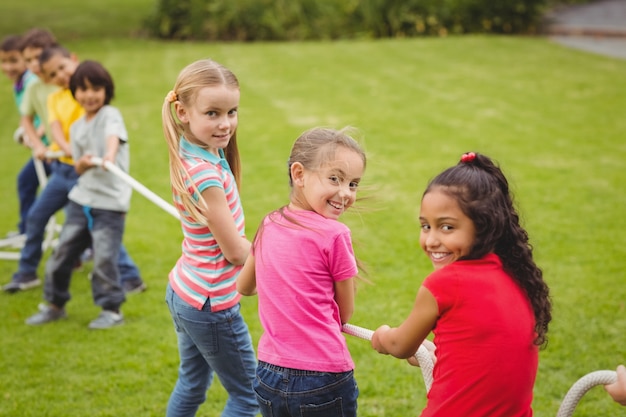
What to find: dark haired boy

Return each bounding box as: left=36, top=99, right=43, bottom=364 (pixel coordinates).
left=0, top=34, right=43, bottom=247
left=27, top=60, right=135, bottom=329
left=5, top=47, right=145, bottom=296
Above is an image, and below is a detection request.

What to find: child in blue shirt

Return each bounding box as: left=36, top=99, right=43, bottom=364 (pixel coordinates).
left=0, top=34, right=46, bottom=241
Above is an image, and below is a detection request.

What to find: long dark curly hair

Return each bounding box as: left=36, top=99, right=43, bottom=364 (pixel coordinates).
left=424, top=152, right=552, bottom=347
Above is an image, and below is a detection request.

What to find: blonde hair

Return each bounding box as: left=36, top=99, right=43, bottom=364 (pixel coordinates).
left=162, top=59, right=241, bottom=224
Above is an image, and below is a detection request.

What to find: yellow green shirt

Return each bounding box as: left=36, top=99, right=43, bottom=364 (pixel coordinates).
left=47, top=88, right=84, bottom=165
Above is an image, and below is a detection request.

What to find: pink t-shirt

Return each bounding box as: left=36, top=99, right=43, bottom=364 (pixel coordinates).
left=421, top=253, right=537, bottom=417
left=253, top=208, right=357, bottom=372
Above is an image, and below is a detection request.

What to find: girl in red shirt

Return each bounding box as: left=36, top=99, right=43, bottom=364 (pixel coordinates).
left=372, top=152, right=551, bottom=417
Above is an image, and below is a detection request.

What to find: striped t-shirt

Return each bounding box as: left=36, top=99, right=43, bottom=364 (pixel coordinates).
left=169, top=138, right=245, bottom=312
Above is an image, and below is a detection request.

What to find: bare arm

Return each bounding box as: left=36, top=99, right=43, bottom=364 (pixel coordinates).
left=103, top=135, right=120, bottom=166
left=20, top=115, right=48, bottom=158
left=334, top=277, right=355, bottom=324
left=49, top=120, right=72, bottom=156
left=237, top=253, right=257, bottom=296
left=200, top=186, right=251, bottom=265
left=606, top=365, right=626, bottom=406
left=371, top=285, right=439, bottom=359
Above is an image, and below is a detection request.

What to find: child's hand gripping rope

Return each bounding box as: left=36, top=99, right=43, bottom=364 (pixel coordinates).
left=90, top=156, right=180, bottom=220
left=342, top=323, right=434, bottom=391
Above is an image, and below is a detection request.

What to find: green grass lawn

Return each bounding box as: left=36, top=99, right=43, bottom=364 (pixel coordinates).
left=1, top=4, right=625, bottom=416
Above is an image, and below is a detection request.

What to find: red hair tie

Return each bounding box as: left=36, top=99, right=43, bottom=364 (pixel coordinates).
left=460, top=152, right=476, bottom=163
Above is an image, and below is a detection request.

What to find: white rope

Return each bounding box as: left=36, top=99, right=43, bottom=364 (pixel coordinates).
left=556, top=370, right=617, bottom=417
left=342, top=323, right=434, bottom=391
left=90, top=157, right=180, bottom=221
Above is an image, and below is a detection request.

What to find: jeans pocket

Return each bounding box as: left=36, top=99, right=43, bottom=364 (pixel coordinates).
left=254, top=391, right=275, bottom=417
left=179, top=316, right=219, bottom=355
left=300, top=397, right=345, bottom=416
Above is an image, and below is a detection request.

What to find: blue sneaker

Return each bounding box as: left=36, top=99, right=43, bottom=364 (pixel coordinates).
left=26, top=304, right=67, bottom=325
left=88, top=310, right=124, bottom=329
left=3, top=273, right=41, bottom=293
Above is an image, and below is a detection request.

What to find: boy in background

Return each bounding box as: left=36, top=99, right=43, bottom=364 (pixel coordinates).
left=3, top=45, right=145, bottom=294
left=19, top=28, right=59, bottom=160
left=0, top=34, right=44, bottom=243
left=27, top=60, right=133, bottom=328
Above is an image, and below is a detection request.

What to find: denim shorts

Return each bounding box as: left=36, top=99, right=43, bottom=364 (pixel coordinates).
left=254, top=361, right=358, bottom=417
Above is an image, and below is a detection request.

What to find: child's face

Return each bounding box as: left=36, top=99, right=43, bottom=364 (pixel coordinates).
left=22, top=46, right=44, bottom=77
left=419, top=188, right=476, bottom=270
left=175, top=85, right=240, bottom=154
left=293, top=146, right=364, bottom=220
left=74, top=79, right=106, bottom=118
left=0, top=49, right=26, bottom=82
left=41, top=53, right=78, bottom=89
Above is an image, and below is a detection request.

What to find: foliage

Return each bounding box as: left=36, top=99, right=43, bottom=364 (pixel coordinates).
left=145, top=0, right=551, bottom=41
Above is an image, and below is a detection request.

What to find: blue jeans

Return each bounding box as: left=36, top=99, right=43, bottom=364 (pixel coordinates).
left=165, top=284, right=258, bottom=417
left=14, top=160, right=140, bottom=283
left=17, top=157, right=51, bottom=234
left=44, top=201, right=126, bottom=311
left=254, top=362, right=358, bottom=417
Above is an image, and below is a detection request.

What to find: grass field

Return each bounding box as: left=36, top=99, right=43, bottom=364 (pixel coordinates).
left=1, top=2, right=625, bottom=416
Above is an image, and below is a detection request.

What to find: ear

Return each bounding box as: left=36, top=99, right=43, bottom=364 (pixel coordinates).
left=290, top=162, right=305, bottom=187
left=175, top=102, right=188, bottom=124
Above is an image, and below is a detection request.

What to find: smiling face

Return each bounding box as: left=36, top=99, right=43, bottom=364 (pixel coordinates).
left=22, top=46, right=43, bottom=77
left=291, top=145, right=364, bottom=220
left=419, top=187, right=476, bottom=270
left=41, top=53, right=78, bottom=89
left=73, top=79, right=106, bottom=119
left=0, top=49, right=26, bottom=82
left=175, top=85, right=240, bottom=156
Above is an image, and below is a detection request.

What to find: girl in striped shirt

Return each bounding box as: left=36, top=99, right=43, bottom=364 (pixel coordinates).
left=161, top=59, right=258, bottom=417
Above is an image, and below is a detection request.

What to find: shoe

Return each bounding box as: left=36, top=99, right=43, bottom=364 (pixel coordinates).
left=80, top=248, right=93, bottom=263
left=122, top=278, right=147, bottom=294
left=26, top=304, right=67, bottom=325
left=0, top=232, right=26, bottom=249
left=3, top=274, right=41, bottom=293
left=88, top=310, right=124, bottom=329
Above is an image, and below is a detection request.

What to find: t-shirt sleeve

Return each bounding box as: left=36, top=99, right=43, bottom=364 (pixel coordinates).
left=423, top=267, right=459, bottom=316
left=20, top=83, right=35, bottom=116
left=104, top=107, right=128, bottom=143
left=328, top=228, right=358, bottom=282
left=187, top=161, right=223, bottom=196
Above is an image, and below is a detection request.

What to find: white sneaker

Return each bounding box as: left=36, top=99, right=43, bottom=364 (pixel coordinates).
left=88, top=310, right=124, bottom=329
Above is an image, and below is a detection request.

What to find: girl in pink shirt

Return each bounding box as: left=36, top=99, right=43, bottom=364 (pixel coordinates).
left=237, top=127, right=367, bottom=417
left=372, top=152, right=552, bottom=417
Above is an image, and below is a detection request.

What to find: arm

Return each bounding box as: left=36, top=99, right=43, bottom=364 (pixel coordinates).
left=606, top=365, right=626, bottom=406
left=74, top=154, right=94, bottom=175
left=237, top=253, right=257, bottom=296
left=200, top=186, right=251, bottom=265
left=102, top=134, right=121, bottom=167
left=20, top=115, right=48, bottom=158
left=371, top=285, right=439, bottom=359
left=49, top=120, right=72, bottom=156
left=334, top=277, right=355, bottom=324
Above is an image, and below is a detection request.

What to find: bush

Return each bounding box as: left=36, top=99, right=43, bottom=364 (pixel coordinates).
left=145, top=0, right=552, bottom=41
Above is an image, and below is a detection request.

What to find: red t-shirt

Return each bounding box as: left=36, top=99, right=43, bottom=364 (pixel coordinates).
left=422, top=253, right=537, bottom=417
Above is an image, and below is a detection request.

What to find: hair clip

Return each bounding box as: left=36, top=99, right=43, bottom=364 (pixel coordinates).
left=460, top=152, right=476, bottom=163
left=166, top=90, right=178, bottom=103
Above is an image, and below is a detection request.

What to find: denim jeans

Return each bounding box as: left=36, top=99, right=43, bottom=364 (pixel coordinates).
left=165, top=284, right=259, bottom=417
left=14, top=160, right=140, bottom=283
left=16, top=157, right=51, bottom=234
left=44, top=201, right=126, bottom=311
left=254, top=362, right=358, bottom=417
